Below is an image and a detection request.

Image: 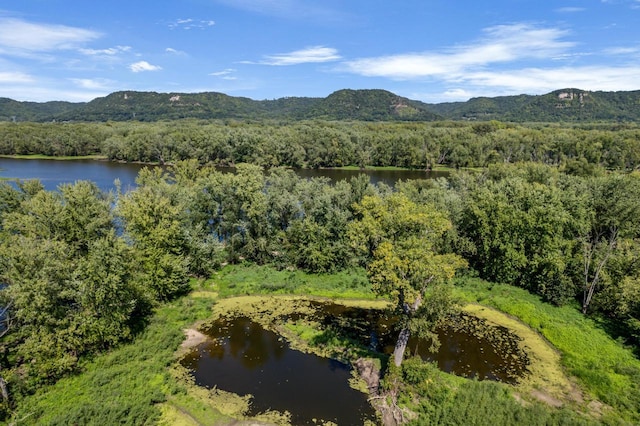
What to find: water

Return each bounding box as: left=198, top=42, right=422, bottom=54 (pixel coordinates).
left=316, top=303, right=529, bottom=384
left=0, top=158, right=147, bottom=192
left=0, top=158, right=448, bottom=192
left=181, top=316, right=377, bottom=425
left=182, top=303, right=529, bottom=425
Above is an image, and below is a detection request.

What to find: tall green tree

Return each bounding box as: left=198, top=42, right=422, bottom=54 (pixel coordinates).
left=117, top=171, right=190, bottom=301
left=579, top=173, right=640, bottom=314
left=460, top=175, right=577, bottom=304
left=349, top=193, right=466, bottom=366
left=0, top=181, right=144, bottom=392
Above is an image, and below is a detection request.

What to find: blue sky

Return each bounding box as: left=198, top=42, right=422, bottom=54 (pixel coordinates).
left=1, top=0, right=639, bottom=103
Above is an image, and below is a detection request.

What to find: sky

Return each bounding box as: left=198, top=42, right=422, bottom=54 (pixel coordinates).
left=1, top=0, right=639, bottom=103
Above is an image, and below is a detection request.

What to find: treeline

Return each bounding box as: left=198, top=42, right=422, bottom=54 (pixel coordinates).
left=0, top=161, right=639, bottom=419
left=1, top=120, right=640, bottom=170
left=4, top=88, right=640, bottom=123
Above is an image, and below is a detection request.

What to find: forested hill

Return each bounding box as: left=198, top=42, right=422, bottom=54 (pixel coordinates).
left=0, top=89, right=438, bottom=122
left=1, top=88, right=639, bottom=122
left=428, top=89, right=640, bottom=122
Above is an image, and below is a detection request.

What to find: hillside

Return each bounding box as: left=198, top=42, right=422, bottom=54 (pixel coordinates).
left=1, top=88, right=640, bottom=122
left=0, top=98, right=84, bottom=122
left=305, top=89, right=440, bottom=121
left=428, top=89, right=640, bottom=122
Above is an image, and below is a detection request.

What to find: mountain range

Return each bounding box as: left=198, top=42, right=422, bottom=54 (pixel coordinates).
left=1, top=88, right=639, bottom=123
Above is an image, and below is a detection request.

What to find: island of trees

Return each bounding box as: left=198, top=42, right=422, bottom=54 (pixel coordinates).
left=0, top=88, right=639, bottom=425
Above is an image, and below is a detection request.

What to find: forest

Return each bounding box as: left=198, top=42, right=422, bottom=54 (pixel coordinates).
left=1, top=119, right=640, bottom=171
left=2, top=88, right=640, bottom=122
left=0, top=153, right=639, bottom=423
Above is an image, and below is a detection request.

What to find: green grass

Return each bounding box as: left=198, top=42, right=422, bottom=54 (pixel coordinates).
left=11, top=266, right=640, bottom=425
left=394, top=359, right=595, bottom=426
left=454, top=277, right=640, bottom=424
left=212, top=263, right=375, bottom=299
left=10, top=286, right=225, bottom=426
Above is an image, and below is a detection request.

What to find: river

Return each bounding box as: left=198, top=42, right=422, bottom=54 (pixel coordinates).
left=0, top=157, right=448, bottom=192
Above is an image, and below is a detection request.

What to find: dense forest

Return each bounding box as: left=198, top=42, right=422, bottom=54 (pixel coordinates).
left=0, top=160, right=639, bottom=423
left=2, top=88, right=640, bottom=123
left=1, top=120, right=640, bottom=171
left=2, top=98, right=640, bottom=423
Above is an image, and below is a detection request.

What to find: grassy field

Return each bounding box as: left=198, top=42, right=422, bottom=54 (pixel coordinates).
left=454, top=277, right=640, bottom=424
left=9, top=287, right=228, bottom=426
left=10, top=266, right=640, bottom=425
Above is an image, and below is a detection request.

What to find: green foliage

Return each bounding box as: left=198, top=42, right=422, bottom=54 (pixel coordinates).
left=307, top=89, right=440, bottom=121
left=455, top=277, right=640, bottom=424
left=10, top=294, right=218, bottom=425
left=3, top=155, right=640, bottom=424
left=117, top=172, right=191, bottom=300
left=3, top=118, right=640, bottom=171
left=397, top=358, right=594, bottom=425
left=429, top=89, right=640, bottom=122
left=349, top=193, right=466, bottom=365
left=459, top=171, right=577, bottom=303
left=5, top=88, right=640, bottom=123
left=0, top=181, right=149, bottom=390
left=213, top=263, right=373, bottom=299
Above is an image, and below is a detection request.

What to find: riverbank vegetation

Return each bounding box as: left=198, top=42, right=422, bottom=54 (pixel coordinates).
left=1, top=120, right=640, bottom=170
left=10, top=269, right=639, bottom=424
left=0, top=157, right=639, bottom=424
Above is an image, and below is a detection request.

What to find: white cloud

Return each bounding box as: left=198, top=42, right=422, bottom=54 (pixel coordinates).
left=604, top=46, right=640, bottom=55
left=343, top=24, right=574, bottom=79
left=129, top=61, right=162, bottom=72
left=262, top=46, right=341, bottom=65
left=169, top=18, right=215, bottom=30
left=601, top=0, right=640, bottom=8
left=3, top=87, right=106, bottom=102
left=441, top=89, right=475, bottom=100
left=209, top=69, right=238, bottom=80
left=0, top=71, right=34, bottom=83
left=463, top=66, right=640, bottom=93
left=69, top=78, right=114, bottom=90
left=79, top=46, right=131, bottom=56
left=0, top=18, right=100, bottom=53
left=340, top=23, right=640, bottom=101
left=209, top=68, right=235, bottom=76
left=166, top=47, right=187, bottom=56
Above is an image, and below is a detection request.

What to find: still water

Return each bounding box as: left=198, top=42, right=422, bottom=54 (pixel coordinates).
left=181, top=316, right=377, bottom=425
left=0, top=157, right=448, bottom=192
left=314, top=302, right=529, bottom=384
left=182, top=303, right=529, bottom=425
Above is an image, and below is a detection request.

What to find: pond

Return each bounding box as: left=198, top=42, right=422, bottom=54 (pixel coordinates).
left=0, top=157, right=448, bottom=192
left=181, top=316, right=377, bottom=425
left=182, top=301, right=529, bottom=425
left=313, top=302, right=529, bottom=384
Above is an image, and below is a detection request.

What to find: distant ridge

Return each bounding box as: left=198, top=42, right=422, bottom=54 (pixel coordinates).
left=427, top=89, right=640, bottom=122
left=1, top=88, right=639, bottom=123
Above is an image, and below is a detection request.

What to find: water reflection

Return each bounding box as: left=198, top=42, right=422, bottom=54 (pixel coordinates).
left=182, top=316, right=377, bottom=425
left=0, top=157, right=448, bottom=192
left=183, top=303, right=530, bottom=425
left=310, top=302, right=529, bottom=384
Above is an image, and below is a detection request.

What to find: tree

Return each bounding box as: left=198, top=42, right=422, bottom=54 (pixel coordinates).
left=579, top=174, right=640, bottom=314
left=0, top=181, right=146, bottom=392
left=117, top=170, right=190, bottom=300
left=349, top=193, right=466, bottom=366
left=459, top=175, right=577, bottom=304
